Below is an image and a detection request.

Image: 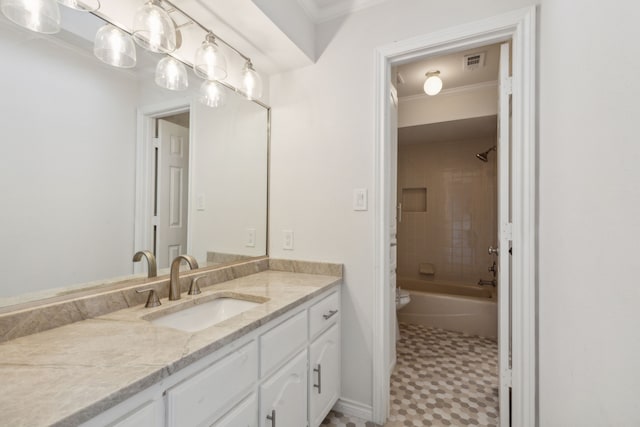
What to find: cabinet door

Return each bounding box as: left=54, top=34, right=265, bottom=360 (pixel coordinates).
left=212, top=393, right=257, bottom=427
left=309, top=323, right=340, bottom=427
left=259, top=350, right=308, bottom=427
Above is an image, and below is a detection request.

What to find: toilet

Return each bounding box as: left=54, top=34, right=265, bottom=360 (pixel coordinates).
left=395, top=288, right=411, bottom=339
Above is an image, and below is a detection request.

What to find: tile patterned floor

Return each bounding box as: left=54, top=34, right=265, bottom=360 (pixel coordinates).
left=321, top=322, right=499, bottom=427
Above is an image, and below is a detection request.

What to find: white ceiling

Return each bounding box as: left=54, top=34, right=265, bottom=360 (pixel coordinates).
left=297, top=0, right=391, bottom=23
left=395, top=42, right=501, bottom=98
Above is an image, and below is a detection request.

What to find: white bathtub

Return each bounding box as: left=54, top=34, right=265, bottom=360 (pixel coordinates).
left=397, top=278, right=497, bottom=339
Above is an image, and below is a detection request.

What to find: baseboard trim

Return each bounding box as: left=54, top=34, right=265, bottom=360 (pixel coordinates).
left=333, top=398, right=373, bottom=421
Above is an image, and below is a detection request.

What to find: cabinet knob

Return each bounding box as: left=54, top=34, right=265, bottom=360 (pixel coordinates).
left=266, top=409, right=276, bottom=426
left=488, top=245, right=499, bottom=256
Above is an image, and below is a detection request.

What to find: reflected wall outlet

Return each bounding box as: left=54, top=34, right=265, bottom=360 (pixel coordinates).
left=283, top=230, right=294, bottom=250
left=246, top=228, right=256, bottom=247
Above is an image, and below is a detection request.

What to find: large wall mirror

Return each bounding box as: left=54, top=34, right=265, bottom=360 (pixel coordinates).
left=0, top=9, right=269, bottom=308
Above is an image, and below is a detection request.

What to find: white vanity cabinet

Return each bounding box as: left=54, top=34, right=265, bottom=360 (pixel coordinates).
left=81, top=286, right=341, bottom=427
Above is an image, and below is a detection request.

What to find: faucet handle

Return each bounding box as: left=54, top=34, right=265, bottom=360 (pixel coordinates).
left=188, top=276, right=206, bottom=295
left=136, top=288, right=161, bottom=308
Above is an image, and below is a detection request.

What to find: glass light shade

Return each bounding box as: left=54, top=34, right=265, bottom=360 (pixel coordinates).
left=57, top=0, right=99, bottom=12
left=241, top=61, right=262, bottom=101
left=132, top=0, right=176, bottom=53
left=155, top=56, right=188, bottom=91
left=199, top=80, right=227, bottom=108
left=193, top=34, right=227, bottom=81
left=423, top=74, right=443, bottom=96
left=94, top=24, right=136, bottom=68
left=1, top=0, right=60, bottom=34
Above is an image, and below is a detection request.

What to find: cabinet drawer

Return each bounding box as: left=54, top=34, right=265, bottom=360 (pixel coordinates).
left=166, top=340, right=258, bottom=427
left=212, top=393, right=257, bottom=427
left=309, top=290, right=340, bottom=339
left=260, top=310, right=307, bottom=377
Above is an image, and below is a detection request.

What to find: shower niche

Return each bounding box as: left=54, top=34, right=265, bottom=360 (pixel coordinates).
left=401, top=188, right=427, bottom=213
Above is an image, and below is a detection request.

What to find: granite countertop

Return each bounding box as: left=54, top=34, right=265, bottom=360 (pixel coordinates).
left=0, top=270, right=341, bottom=427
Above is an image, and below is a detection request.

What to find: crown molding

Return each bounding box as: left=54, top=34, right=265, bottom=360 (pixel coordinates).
left=399, top=80, right=498, bottom=102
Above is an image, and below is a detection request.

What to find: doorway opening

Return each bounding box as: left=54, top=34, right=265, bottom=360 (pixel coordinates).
left=372, top=7, right=537, bottom=427
left=134, top=100, right=192, bottom=275
left=391, top=42, right=503, bottom=425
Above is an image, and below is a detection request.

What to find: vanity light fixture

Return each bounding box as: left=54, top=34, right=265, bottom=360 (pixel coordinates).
left=57, top=0, right=99, bottom=13
left=132, top=0, right=176, bottom=53
left=241, top=59, right=263, bottom=101
left=423, top=70, right=443, bottom=96
left=94, top=24, right=136, bottom=68
left=155, top=55, right=188, bottom=91
left=194, top=33, right=227, bottom=81
left=199, top=80, right=226, bottom=108
left=1, top=0, right=61, bottom=34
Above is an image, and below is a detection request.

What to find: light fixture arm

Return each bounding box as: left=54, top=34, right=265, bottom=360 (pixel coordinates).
left=161, top=0, right=250, bottom=62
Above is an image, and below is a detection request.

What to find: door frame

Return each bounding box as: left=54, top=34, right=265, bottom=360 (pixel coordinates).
left=372, top=6, right=537, bottom=426
left=134, top=97, right=194, bottom=271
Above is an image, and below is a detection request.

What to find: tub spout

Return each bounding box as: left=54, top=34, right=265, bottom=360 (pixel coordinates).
left=478, top=279, right=496, bottom=287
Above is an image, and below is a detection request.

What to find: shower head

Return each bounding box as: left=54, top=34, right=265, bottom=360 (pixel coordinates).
left=475, top=146, right=497, bottom=162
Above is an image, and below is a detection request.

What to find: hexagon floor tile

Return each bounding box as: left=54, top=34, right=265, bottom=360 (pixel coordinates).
left=321, top=322, right=498, bottom=427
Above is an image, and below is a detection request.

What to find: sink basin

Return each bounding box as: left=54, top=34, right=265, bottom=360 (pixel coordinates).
left=149, top=297, right=262, bottom=333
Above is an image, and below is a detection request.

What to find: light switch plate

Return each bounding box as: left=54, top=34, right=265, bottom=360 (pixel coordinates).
left=246, top=228, right=256, bottom=247
left=196, top=194, right=206, bottom=211
left=283, top=230, right=294, bottom=250
left=353, top=188, right=368, bottom=211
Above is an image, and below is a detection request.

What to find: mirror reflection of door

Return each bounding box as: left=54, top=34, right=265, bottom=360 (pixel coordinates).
left=156, top=114, right=190, bottom=269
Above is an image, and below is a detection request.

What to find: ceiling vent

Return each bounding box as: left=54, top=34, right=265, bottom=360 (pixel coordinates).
left=463, top=52, right=486, bottom=71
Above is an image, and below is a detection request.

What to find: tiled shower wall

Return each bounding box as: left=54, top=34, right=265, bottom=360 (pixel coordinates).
left=397, top=136, right=497, bottom=284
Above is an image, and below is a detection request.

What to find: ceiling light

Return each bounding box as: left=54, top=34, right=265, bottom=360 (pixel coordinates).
left=132, top=0, right=176, bottom=53
left=155, top=56, right=188, bottom=91
left=423, top=71, right=443, bottom=96
left=57, top=0, right=99, bottom=12
left=0, top=0, right=61, bottom=34
left=194, top=33, right=227, bottom=81
left=94, top=24, right=136, bottom=68
left=199, top=80, right=227, bottom=108
left=241, top=60, right=262, bottom=101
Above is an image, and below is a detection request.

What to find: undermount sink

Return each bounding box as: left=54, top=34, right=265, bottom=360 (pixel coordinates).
left=148, top=297, right=263, bottom=333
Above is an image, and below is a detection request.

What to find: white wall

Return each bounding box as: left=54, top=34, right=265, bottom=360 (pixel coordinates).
left=0, top=23, right=138, bottom=298
left=270, top=0, right=640, bottom=424
left=398, top=85, right=498, bottom=128
left=538, top=1, right=640, bottom=425
left=268, top=0, right=537, bottom=411
left=190, top=96, right=268, bottom=261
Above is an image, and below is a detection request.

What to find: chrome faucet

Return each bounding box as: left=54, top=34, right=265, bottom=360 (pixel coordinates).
left=169, top=255, right=199, bottom=301
left=132, top=250, right=157, bottom=278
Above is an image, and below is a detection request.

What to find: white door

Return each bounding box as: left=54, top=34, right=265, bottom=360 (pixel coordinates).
left=157, top=119, right=189, bottom=269
left=259, top=350, right=307, bottom=427
left=309, top=324, right=340, bottom=426
left=497, top=42, right=513, bottom=426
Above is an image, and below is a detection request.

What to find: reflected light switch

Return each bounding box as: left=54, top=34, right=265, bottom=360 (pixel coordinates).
left=196, top=194, right=206, bottom=211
